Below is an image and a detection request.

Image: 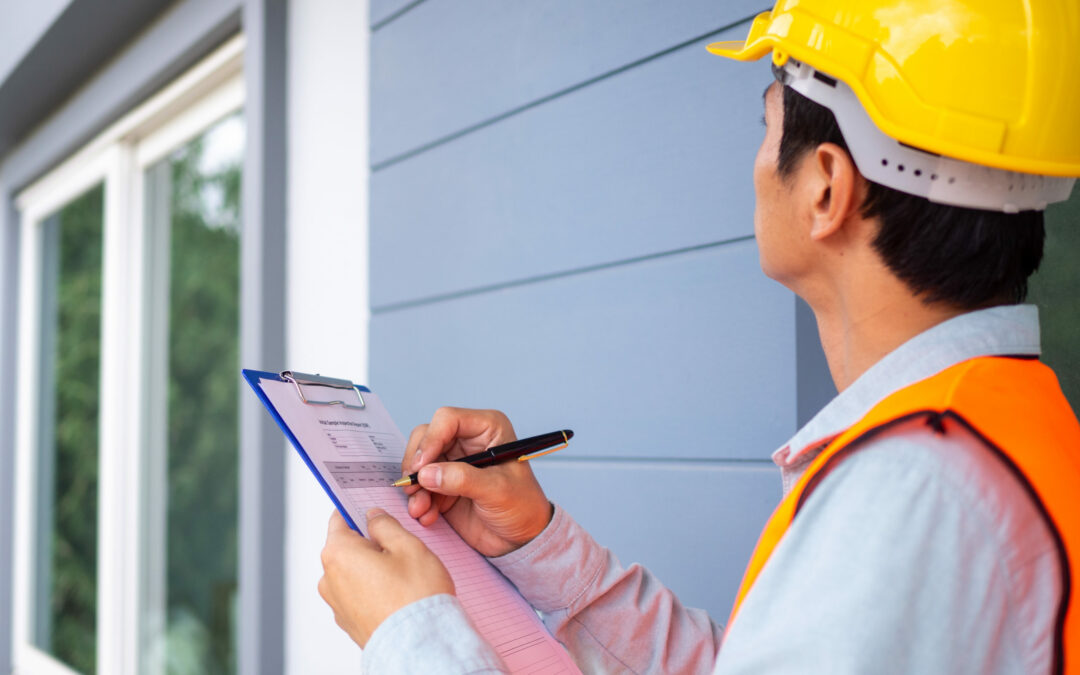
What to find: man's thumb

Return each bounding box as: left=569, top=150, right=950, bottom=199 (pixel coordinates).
left=418, top=461, right=493, bottom=501
left=365, top=508, right=414, bottom=551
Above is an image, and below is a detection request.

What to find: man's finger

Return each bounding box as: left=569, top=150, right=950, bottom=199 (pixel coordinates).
left=418, top=505, right=442, bottom=527
left=414, top=408, right=466, bottom=468
left=327, top=509, right=354, bottom=540
left=365, top=508, right=422, bottom=553
left=418, top=461, right=504, bottom=502
left=416, top=408, right=511, bottom=468
left=407, top=489, right=432, bottom=519
left=323, top=511, right=379, bottom=573
left=327, top=510, right=379, bottom=549
left=403, top=423, right=428, bottom=473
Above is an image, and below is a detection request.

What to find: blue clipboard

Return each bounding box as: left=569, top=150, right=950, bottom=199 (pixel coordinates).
left=242, top=369, right=372, bottom=535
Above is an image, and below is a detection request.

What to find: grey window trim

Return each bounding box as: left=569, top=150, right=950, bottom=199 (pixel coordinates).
left=239, top=0, right=288, bottom=674
left=0, top=1, right=287, bottom=674
left=0, top=198, right=18, bottom=673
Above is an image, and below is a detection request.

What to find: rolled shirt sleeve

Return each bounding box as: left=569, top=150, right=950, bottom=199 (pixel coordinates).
left=491, top=504, right=724, bottom=674
left=365, top=504, right=724, bottom=674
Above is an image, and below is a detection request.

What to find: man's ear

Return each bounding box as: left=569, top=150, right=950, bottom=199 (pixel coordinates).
left=808, top=143, right=861, bottom=241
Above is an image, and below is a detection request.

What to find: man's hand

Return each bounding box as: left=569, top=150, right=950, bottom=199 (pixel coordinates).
left=402, top=407, right=553, bottom=557
left=318, top=509, right=453, bottom=648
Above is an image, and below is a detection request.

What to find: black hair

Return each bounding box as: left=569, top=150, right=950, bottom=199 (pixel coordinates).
left=777, top=85, right=1044, bottom=309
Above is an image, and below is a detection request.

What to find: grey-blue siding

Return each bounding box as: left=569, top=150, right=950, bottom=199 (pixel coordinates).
left=534, top=461, right=781, bottom=620
left=370, top=0, right=766, bottom=166
left=371, top=241, right=796, bottom=462
left=369, top=6, right=807, bottom=627
left=371, top=25, right=770, bottom=309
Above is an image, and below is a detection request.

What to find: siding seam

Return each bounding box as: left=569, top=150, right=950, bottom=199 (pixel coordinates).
left=537, top=458, right=776, bottom=467
left=371, top=0, right=428, bottom=32
left=371, top=234, right=756, bottom=314
left=370, top=13, right=760, bottom=172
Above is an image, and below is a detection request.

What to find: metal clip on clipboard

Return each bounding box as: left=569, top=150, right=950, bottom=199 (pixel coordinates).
left=280, top=371, right=366, bottom=410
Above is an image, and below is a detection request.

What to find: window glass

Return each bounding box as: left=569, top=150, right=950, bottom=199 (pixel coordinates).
left=34, top=184, right=104, bottom=674
left=144, top=111, right=243, bottom=675
left=1030, top=190, right=1080, bottom=412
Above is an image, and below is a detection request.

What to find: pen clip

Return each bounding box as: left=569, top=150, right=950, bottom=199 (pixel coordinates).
left=517, top=430, right=570, bottom=462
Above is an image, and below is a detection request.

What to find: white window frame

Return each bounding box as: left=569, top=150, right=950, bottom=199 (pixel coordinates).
left=12, top=35, right=245, bottom=675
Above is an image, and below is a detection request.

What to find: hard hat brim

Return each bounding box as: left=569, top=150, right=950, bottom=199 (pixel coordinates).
left=704, top=39, right=767, bottom=61
left=706, top=12, right=775, bottom=62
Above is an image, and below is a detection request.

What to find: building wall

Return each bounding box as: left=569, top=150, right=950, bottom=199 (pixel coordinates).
left=367, top=1, right=828, bottom=623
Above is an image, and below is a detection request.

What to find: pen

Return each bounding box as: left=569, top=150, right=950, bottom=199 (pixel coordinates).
left=390, top=429, right=573, bottom=487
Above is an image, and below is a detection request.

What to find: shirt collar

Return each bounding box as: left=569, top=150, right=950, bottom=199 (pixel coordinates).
left=773, top=304, right=1041, bottom=473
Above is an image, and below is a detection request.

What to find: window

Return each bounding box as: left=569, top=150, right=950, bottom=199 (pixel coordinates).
left=13, top=36, right=244, bottom=675
left=142, top=111, right=242, bottom=675
left=33, top=185, right=105, bottom=675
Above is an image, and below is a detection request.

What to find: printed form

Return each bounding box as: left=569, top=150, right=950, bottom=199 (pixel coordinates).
left=255, top=377, right=580, bottom=674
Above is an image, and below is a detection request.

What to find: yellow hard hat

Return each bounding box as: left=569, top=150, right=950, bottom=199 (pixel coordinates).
left=708, top=0, right=1080, bottom=203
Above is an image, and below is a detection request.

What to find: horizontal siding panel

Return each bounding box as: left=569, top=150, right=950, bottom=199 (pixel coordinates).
left=370, top=2, right=764, bottom=164
left=370, top=241, right=797, bottom=461
left=371, top=35, right=770, bottom=308
left=533, top=460, right=781, bottom=621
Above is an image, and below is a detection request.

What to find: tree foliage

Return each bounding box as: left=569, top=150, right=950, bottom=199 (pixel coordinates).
left=47, top=184, right=104, bottom=674
left=163, top=121, right=241, bottom=675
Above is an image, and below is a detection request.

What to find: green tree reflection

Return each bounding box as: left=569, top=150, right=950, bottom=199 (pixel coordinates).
left=163, top=121, right=241, bottom=675
left=49, top=185, right=103, bottom=674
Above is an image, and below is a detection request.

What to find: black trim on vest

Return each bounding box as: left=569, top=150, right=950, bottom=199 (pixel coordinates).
left=792, top=409, right=1070, bottom=675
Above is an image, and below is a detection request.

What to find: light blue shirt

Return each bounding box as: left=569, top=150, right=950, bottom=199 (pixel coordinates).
left=362, top=305, right=1062, bottom=673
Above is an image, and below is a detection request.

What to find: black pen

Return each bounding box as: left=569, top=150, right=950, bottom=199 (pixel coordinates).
left=390, top=429, right=573, bottom=487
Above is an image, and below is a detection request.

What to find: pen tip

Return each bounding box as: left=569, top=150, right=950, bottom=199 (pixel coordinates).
left=564, top=429, right=574, bottom=440
left=390, top=476, right=412, bottom=487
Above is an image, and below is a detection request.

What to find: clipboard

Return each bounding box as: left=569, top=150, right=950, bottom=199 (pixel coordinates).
left=242, top=368, right=582, bottom=674
left=243, top=369, right=372, bottom=532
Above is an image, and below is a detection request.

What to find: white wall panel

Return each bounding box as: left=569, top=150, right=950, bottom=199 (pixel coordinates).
left=286, top=0, right=370, bottom=672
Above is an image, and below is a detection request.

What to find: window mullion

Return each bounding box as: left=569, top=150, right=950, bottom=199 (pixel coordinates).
left=139, top=152, right=172, bottom=675
left=96, top=143, right=143, bottom=675
left=12, top=207, right=45, bottom=666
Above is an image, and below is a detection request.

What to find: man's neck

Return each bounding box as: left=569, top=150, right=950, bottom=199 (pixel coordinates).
left=811, top=283, right=965, bottom=393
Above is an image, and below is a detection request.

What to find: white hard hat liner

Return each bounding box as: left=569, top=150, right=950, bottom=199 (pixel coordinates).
left=776, top=59, right=1076, bottom=213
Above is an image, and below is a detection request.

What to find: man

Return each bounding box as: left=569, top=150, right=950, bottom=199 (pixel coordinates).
left=318, top=1, right=1080, bottom=672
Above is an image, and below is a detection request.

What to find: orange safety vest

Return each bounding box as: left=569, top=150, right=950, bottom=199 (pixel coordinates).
left=726, top=356, right=1080, bottom=674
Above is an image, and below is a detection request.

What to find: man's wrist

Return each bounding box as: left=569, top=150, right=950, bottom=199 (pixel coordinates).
left=511, top=500, right=556, bottom=552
